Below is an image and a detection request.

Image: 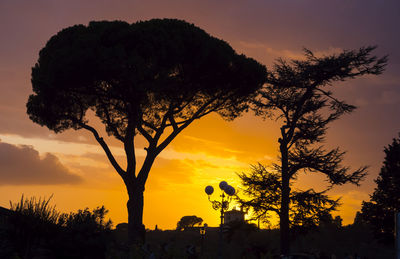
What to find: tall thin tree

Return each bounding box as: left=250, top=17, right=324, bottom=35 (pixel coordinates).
left=252, top=46, right=387, bottom=255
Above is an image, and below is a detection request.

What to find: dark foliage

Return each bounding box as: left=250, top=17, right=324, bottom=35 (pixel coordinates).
left=360, top=134, right=400, bottom=243
left=26, top=18, right=267, bottom=243
left=238, top=164, right=339, bottom=230
left=176, top=215, right=203, bottom=230
left=5, top=195, right=60, bottom=258
left=251, top=46, right=387, bottom=255
left=224, top=220, right=258, bottom=243
left=113, top=224, right=393, bottom=258
left=1, top=195, right=112, bottom=259
left=53, top=206, right=113, bottom=258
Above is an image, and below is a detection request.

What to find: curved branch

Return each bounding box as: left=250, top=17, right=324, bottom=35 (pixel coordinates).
left=97, top=98, right=125, bottom=142
left=137, top=121, right=154, bottom=144
left=155, top=97, right=218, bottom=155
left=79, top=122, right=126, bottom=179
left=142, top=120, right=158, bottom=132
left=153, top=107, right=172, bottom=143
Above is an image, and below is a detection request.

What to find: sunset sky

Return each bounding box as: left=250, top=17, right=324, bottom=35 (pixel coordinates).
left=1, top=0, right=400, bottom=229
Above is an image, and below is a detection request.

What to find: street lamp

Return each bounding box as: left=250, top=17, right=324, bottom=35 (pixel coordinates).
left=200, top=224, right=206, bottom=256
left=205, top=181, right=236, bottom=258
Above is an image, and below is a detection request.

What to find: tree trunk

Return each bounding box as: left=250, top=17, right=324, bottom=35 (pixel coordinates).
left=280, top=141, right=290, bottom=256
left=127, top=185, right=146, bottom=245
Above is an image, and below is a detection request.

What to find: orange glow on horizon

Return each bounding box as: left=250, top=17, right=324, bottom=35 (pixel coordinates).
left=0, top=112, right=369, bottom=229
left=1, top=2, right=393, bottom=230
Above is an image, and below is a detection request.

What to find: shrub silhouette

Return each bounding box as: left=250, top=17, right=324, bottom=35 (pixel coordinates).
left=53, top=206, right=113, bottom=259
left=6, top=195, right=59, bottom=258
left=3, top=195, right=113, bottom=259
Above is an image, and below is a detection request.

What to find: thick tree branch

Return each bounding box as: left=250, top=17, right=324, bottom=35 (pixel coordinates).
left=136, top=150, right=157, bottom=186
left=79, top=122, right=126, bottom=179
left=168, top=112, right=178, bottom=131
left=101, top=105, right=125, bottom=142
left=137, top=120, right=154, bottom=144
left=155, top=97, right=218, bottom=155
left=142, top=120, right=158, bottom=132
left=285, top=85, right=317, bottom=143
left=153, top=107, right=171, bottom=143
left=124, top=121, right=136, bottom=178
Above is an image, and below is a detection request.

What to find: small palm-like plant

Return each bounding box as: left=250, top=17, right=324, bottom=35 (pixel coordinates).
left=8, top=194, right=59, bottom=258
left=10, top=194, right=59, bottom=224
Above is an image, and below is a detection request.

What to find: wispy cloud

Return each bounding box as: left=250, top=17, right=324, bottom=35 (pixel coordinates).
left=238, top=41, right=343, bottom=62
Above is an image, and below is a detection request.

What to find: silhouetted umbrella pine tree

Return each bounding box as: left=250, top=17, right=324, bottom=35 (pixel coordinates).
left=251, top=47, right=387, bottom=255
left=176, top=215, right=203, bottom=230
left=26, top=19, right=267, bottom=244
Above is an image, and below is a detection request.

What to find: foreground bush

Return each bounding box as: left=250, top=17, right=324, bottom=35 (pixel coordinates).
left=1, top=195, right=112, bottom=259
left=54, top=206, right=113, bottom=258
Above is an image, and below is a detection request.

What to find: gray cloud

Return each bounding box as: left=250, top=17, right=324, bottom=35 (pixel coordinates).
left=0, top=140, right=82, bottom=185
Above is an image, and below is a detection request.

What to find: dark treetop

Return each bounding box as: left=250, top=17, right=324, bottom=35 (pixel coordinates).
left=27, top=19, right=266, bottom=182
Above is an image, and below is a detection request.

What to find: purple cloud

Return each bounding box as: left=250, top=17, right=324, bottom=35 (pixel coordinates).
left=0, top=140, right=82, bottom=185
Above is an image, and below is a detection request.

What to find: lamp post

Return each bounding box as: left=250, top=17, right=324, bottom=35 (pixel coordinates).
left=200, top=224, right=206, bottom=256
left=205, top=181, right=236, bottom=258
